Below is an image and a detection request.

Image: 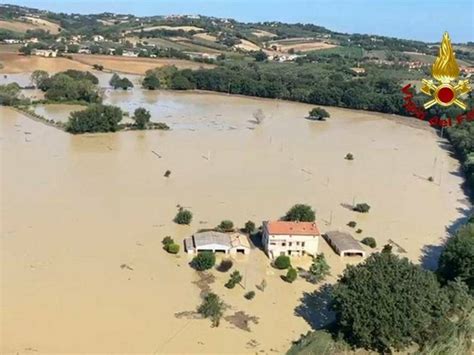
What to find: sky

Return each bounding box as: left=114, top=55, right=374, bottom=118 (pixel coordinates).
left=2, top=0, right=473, bottom=42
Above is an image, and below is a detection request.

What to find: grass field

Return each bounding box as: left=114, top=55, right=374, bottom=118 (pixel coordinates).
left=0, top=18, right=60, bottom=34
left=70, top=54, right=215, bottom=74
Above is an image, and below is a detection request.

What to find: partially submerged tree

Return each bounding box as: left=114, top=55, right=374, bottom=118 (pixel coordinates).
left=197, top=292, right=224, bottom=327
left=284, top=204, right=316, bottom=222
left=30, top=70, right=49, bottom=88
left=191, top=252, right=215, bottom=271
left=218, top=220, right=234, bottom=232
left=274, top=255, right=291, bottom=269
left=353, top=203, right=370, bottom=213
left=225, top=270, right=242, bottom=289
left=174, top=208, right=193, bottom=225
left=133, top=107, right=151, bottom=129
left=308, top=107, right=330, bottom=120
left=308, top=253, right=330, bottom=283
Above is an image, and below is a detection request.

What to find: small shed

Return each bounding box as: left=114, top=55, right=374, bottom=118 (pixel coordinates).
left=229, top=233, right=251, bottom=255
left=324, top=231, right=366, bottom=257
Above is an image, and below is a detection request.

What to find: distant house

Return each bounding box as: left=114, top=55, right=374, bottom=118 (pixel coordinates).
left=185, top=231, right=250, bottom=255
left=92, top=35, right=105, bottom=42
left=350, top=67, right=366, bottom=74
left=78, top=47, right=91, bottom=54
left=122, top=50, right=138, bottom=57
left=323, top=231, right=366, bottom=257
left=32, top=49, right=58, bottom=57
left=262, top=221, right=320, bottom=259
left=2, top=39, right=23, bottom=44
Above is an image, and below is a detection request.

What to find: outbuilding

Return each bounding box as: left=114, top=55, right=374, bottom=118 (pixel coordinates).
left=323, top=231, right=366, bottom=257
left=185, top=231, right=250, bottom=255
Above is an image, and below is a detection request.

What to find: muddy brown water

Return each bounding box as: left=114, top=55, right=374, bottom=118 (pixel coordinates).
left=1, top=82, right=470, bottom=353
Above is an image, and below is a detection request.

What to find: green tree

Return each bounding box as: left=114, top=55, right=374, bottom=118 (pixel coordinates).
left=142, top=72, right=161, bottom=90
left=437, top=223, right=474, bottom=291
left=254, top=50, right=268, bottom=62
left=66, top=104, right=122, bottom=133
left=30, top=70, right=49, bottom=88
left=284, top=204, right=316, bottom=222
left=167, top=243, right=180, bottom=254
left=170, top=72, right=194, bottom=90
left=0, top=83, right=24, bottom=106
left=274, top=255, right=291, bottom=269
left=197, top=292, right=224, bottom=327
left=133, top=107, right=151, bottom=129
left=225, top=270, right=242, bottom=289
left=174, top=209, right=192, bottom=225
left=218, top=220, right=234, bottom=232
left=244, top=220, right=256, bottom=234
left=361, top=237, right=377, bottom=248
left=308, top=107, right=330, bottom=120
left=285, top=267, right=298, bottom=283
left=331, top=253, right=449, bottom=352
left=192, top=252, right=216, bottom=271
left=308, top=253, right=330, bottom=283
left=353, top=203, right=370, bottom=213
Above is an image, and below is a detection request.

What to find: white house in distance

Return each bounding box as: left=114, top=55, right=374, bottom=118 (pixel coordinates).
left=262, top=220, right=320, bottom=259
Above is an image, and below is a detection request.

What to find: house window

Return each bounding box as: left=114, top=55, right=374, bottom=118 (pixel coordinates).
left=282, top=243, right=286, bottom=247
left=301, top=242, right=305, bottom=247
left=296, top=242, right=299, bottom=246
left=289, top=242, right=292, bottom=247
left=270, top=242, right=276, bottom=246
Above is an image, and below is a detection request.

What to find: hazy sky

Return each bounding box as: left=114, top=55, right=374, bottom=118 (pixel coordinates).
left=3, top=0, right=473, bottom=42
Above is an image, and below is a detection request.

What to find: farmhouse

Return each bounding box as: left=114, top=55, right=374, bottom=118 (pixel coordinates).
left=323, top=231, right=366, bottom=257
left=262, top=221, right=320, bottom=259
left=185, top=231, right=250, bottom=255
left=32, top=49, right=58, bottom=57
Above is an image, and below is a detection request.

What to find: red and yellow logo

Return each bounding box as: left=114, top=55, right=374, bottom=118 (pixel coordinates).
left=421, top=32, right=471, bottom=109
left=402, top=32, right=474, bottom=127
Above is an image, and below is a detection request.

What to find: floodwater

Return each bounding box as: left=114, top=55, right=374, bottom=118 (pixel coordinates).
left=1, top=85, right=470, bottom=353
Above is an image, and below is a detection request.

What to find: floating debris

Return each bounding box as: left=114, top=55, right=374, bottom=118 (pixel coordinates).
left=120, top=264, right=134, bottom=271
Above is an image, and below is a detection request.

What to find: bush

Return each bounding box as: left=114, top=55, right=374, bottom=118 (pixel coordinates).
left=67, top=104, right=122, bottom=133
left=308, top=107, right=330, bottom=120
left=167, top=243, right=180, bottom=254
left=356, top=229, right=363, bottom=234
left=382, top=244, right=393, bottom=253
left=142, top=72, right=161, bottom=90
left=217, top=259, right=233, bottom=272
left=308, top=253, right=331, bottom=283
left=225, top=270, right=242, bottom=289
left=345, top=153, right=354, bottom=160
left=174, top=209, right=193, bottom=225
left=133, top=107, right=151, bottom=129
left=197, top=292, right=224, bottom=327
left=361, top=237, right=377, bottom=248
left=162, top=236, right=174, bottom=247
left=284, top=204, right=316, bottom=222
left=285, top=267, right=298, bottom=283
left=191, top=252, right=216, bottom=271
left=274, top=255, right=291, bottom=269
left=347, top=221, right=357, bottom=228
left=244, top=291, right=256, bottom=300
left=353, top=203, right=371, bottom=213
left=218, top=220, right=234, bottom=232
left=244, top=220, right=256, bottom=234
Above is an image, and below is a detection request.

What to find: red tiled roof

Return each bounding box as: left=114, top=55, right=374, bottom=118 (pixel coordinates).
left=264, top=221, right=321, bottom=236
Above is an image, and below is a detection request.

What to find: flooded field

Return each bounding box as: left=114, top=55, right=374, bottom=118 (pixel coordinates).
left=1, top=87, right=470, bottom=353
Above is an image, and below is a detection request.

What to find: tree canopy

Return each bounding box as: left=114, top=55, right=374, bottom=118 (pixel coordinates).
left=66, top=104, right=123, bottom=133
left=331, top=252, right=449, bottom=352
left=284, top=204, right=316, bottom=222
left=438, top=222, right=474, bottom=292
